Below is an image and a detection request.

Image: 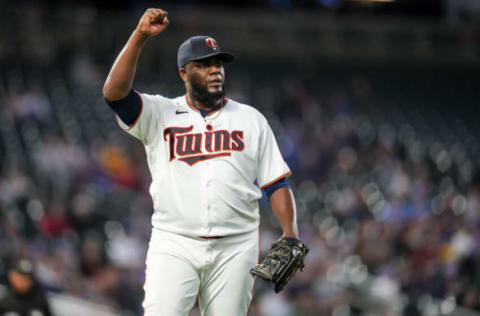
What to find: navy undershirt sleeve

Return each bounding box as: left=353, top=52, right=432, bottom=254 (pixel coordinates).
left=105, top=89, right=142, bottom=126
left=263, top=177, right=290, bottom=199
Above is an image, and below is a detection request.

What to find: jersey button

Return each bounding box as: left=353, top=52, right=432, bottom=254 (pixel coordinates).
left=207, top=205, right=211, bottom=210
left=206, top=180, right=211, bottom=187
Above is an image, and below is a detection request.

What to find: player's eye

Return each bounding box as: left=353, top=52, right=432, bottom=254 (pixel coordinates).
left=209, top=59, right=222, bottom=67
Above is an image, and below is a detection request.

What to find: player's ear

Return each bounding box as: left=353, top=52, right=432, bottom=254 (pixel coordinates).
left=179, top=68, right=187, bottom=83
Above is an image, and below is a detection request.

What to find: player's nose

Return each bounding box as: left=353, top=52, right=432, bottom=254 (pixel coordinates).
left=208, top=64, right=221, bottom=74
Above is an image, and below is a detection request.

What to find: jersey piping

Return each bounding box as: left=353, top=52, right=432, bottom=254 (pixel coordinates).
left=114, top=90, right=144, bottom=130
left=185, top=94, right=228, bottom=117
left=260, top=171, right=292, bottom=190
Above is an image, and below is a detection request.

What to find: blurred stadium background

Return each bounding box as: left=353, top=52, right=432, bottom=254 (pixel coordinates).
left=1, top=0, right=480, bottom=315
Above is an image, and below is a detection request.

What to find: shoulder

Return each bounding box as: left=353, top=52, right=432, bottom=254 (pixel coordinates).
left=225, top=98, right=268, bottom=123
left=136, top=91, right=180, bottom=105
left=135, top=92, right=186, bottom=114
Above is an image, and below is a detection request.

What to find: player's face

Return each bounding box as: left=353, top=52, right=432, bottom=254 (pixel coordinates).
left=182, top=57, right=226, bottom=106
left=8, top=271, right=33, bottom=294
left=191, top=57, right=225, bottom=93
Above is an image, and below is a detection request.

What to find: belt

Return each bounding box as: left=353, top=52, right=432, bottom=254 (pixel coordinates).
left=199, top=236, right=225, bottom=239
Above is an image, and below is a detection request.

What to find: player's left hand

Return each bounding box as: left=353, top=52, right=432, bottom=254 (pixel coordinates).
left=250, top=237, right=309, bottom=293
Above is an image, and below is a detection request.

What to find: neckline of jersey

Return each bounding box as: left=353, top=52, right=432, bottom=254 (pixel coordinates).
left=185, top=94, right=228, bottom=117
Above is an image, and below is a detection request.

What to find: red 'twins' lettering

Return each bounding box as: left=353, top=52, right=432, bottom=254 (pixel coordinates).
left=163, top=126, right=244, bottom=166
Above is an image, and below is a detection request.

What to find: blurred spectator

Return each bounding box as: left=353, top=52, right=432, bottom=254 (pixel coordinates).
left=70, top=51, right=102, bottom=88
left=39, top=201, right=71, bottom=238
left=8, top=86, right=52, bottom=125
left=0, top=258, right=52, bottom=316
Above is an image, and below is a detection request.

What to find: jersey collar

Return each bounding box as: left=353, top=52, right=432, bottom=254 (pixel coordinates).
left=185, top=94, right=228, bottom=118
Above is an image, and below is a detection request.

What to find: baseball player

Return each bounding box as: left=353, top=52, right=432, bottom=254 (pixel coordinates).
left=103, top=8, right=305, bottom=316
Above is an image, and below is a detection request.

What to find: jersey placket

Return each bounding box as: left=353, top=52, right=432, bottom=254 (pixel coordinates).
left=188, top=114, right=213, bottom=236
left=203, top=120, right=215, bottom=236
left=184, top=96, right=226, bottom=237
left=202, top=112, right=223, bottom=237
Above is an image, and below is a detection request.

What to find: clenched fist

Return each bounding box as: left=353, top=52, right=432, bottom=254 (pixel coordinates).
left=136, top=8, right=169, bottom=38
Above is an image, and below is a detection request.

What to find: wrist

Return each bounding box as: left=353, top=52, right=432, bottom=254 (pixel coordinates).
left=282, top=230, right=299, bottom=239
left=130, top=30, right=150, bottom=46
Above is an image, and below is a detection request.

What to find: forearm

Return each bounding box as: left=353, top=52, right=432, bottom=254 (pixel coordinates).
left=103, top=31, right=148, bottom=101
left=269, top=187, right=299, bottom=238
left=104, top=8, right=168, bottom=101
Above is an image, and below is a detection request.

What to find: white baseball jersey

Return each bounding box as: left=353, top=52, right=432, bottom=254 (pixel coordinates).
left=116, top=92, right=291, bottom=237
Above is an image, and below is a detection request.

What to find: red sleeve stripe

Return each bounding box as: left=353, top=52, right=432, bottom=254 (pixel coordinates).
left=114, top=90, right=144, bottom=131
left=260, top=172, right=292, bottom=190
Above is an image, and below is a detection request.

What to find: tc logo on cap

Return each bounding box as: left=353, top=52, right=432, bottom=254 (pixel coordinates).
left=205, top=38, right=218, bottom=50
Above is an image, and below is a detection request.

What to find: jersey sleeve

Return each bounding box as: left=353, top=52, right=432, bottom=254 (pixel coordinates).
left=115, top=91, right=166, bottom=144
left=257, top=117, right=292, bottom=189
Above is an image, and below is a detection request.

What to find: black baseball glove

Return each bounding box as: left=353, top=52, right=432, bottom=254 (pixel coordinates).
left=250, top=237, right=309, bottom=293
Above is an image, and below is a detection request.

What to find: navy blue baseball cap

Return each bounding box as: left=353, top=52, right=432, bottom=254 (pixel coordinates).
left=177, top=35, right=234, bottom=69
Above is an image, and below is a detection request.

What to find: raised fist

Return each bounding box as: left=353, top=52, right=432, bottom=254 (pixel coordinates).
left=136, top=8, right=169, bottom=37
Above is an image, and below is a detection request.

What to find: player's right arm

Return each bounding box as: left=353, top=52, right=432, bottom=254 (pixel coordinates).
left=103, top=8, right=169, bottom=101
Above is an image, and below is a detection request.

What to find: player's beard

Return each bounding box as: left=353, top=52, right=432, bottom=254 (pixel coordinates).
left=189, top=76, right=225, bottom=108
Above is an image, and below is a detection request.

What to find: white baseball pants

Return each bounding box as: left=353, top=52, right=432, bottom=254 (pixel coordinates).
left=142, top=228, right=258, bottom=316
